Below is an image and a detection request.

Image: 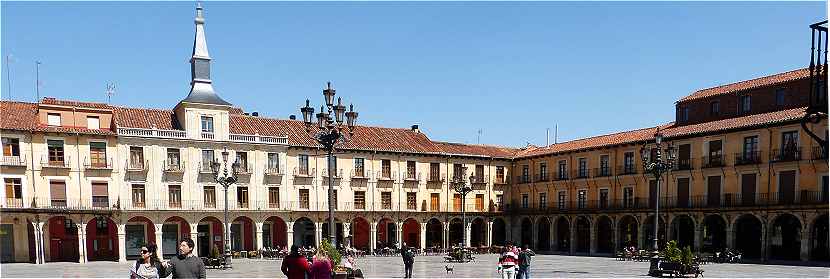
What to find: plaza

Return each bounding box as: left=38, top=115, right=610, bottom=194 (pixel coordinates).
left=1, top=255, right=829, bottom=278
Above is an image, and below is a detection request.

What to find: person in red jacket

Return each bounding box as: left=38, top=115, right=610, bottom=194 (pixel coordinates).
left=282, top=245, right=310, bottom=279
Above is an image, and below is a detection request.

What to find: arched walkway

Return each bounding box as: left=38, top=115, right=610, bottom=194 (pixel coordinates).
left=770, top=214, right=802, bottom=261
left=520, top=217, right=532, bottom=248
left=263, top=216, right=287, bottom=249
left=618, top=215, right=638, bottom=249
left=492, top=218, right=507, bottom=247
left=125, top=216, right=154, bottom=260
left=734, top=214, right=762, bottom=259
left=470, top=218, right=485, bottom=248
left=352, top=217, right=370, bottom=251
left=595, top=216, right=613, bottom=253
left=575, top=217, right=590, bottom=253
left=162, top=216, right=190, bottom=257
left=703, top=215, right=726, bottom=253
left=46, top=216, right=78, bottom=262
left=643, top=215, right=667, bottom=249
left=448, top=218, right=463, bottom=247
left=87, top=216, right=119, bottom=261
left=671, top=215, right=695, bottom=250
left=402, top=218, right=420, bottom=248
left=811, top=214, right=829, bottom=261
left=320, top=219, right=344, bottom=246
left=231, top=216, right=254, bottom=252
left=197, top=216, right=224, bottom=257
left=377, top=218, right=396, bottom=248
left=425, top=218, right=443, bottom=249
left=555, top=216, right=570, bottom=252
left=537, top=218, right=551, bottom=251
left=293, top=218, right=316, bottom=248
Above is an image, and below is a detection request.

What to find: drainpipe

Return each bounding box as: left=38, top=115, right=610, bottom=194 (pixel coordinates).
left=28, top=130, right=37, bottom=207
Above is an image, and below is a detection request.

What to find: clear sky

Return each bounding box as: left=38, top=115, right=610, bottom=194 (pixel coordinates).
left=1, top=1, right=826, bottom=147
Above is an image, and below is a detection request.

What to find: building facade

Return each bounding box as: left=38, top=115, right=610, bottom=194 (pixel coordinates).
left=0, top=5, right=827, bottom=264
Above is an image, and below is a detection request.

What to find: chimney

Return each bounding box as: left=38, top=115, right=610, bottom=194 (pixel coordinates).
left=411, top=124, right=420, bottom=133
left=252, top=111, right=259, bottom=117
left=289, top=115, right=296, bottom=120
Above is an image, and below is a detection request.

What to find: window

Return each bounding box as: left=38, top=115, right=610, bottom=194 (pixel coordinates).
left=47, top=113, right=61, bottom=126
left=299, top=189, right=310, bottom=209
left=201, top=149, right=214, bottom=171
left=268, top=187, right=280, bottom=208
left=236, top=152, right=248, bottom=172
left=89, top=142, right=107, bottom=167
left=558, top=160, right=567, bottom=180
left=599, top=189, right=609, bottom=209
left=496, top=166, right=505, bottom=183
left=577, top=189, right=587, bottom=209
left=454, top=194, right=462, bottom=211
left=430, top=193, right=439, bottom=211
left=2, top=137, right=20, bottom=157
left=50, top=180, right=66, bottom=207
left=354, top=191, right=365, bottom=209
left=200, top=116, right=214, bottom=133
left=237, top=186, right=249, bottom=208
left=496, top=194, right=503, bottom=210
left=578, top=158, right=587, bottom=178
left=168, top=185, right=181, bottom=208
left=521, top=165, right=529, bottom=182
left=600, top=155, right=610, bottom=176
left=623, top=187, right=634, bottom=208
left=623, top=152, right=635, bottom=173
left=204, top=186, right=216, bottom=208
left=299, top=154, right=309, bottom=175
left=407, top=192, right=417, bottom=210
left=475, top=194, right=484, bottom=211
left=743, top=136, right=759, bottom=161
left=47, top=139, right=65, bottom=164
left=381, top=160, right=392, bottom=178
left=87, top=116, right=100, bottom=130
left=4, top=178, right=22, bottom=204
left=710, top=101, right=720, bottom=116
left=539, top=163, right=547, bottom=181
left=406, top=161, right=416, bottom=179
left=267, top=153, right=280, bottom=172
left=521, top=194, right=529, bottom=209
left=354, top=158, right=365, bottom=177
left=130, top=146, right=144, bottom=169
left=429, top=163, right=440, bottom=181
left=782, top=131, right=799, bottom=150
left=166, top=148, right=181, bottom=170
left=89, top=182, right=108, bottom=207
left=381, top=192, right=392, bottom=209
left=775, top=88, right=786, bottom=106
left=131, top=184, right=145, bottom=208
left=453, top=164, right=463, bottom=181
left=679, top=106, right=689, bottom=122
left=557, top=191, right=566, bottom=209
left=475, top=165, right=484, bottom=181
left=539, top=192, right=547, bottom=209
left=740, top=95, right=751, bottom=114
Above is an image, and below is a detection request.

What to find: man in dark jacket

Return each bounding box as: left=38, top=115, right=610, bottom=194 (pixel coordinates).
left=281, top=245, right=310, bottom=279
left=517, top=245, right=536, bottom=279
left=401, top=244, right=415, bottom=278
left=161, top=238, right=206, bottom=278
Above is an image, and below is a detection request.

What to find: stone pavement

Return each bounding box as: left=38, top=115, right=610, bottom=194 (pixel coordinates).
left=1, top=255, right=828, bottom=278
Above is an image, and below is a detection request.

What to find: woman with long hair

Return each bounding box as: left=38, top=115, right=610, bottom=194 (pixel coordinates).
left=309, top=248, right=333, bottom=279
left=132, top=242, right=167, bottom=279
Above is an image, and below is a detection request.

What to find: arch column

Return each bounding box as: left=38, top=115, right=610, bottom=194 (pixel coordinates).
left=343, top=223, right=351, bottom=248
left=612, top=220, right=619, bottom=253
left=315, top=222, right=323, bottom=246
left=286, top=221, right=295, bottom=249
left=77, top=221, right=87, bottom=263
left=531, top=220, right=538, bottom=249
left=189, top=223, right=199, bottom=257
left=726, top=222, right=735, bottom=251
left=465, top=222, right=472, bottom=248
left=486, top=220, right=493, bottom=247
left=154, top=223, right=164, bottom=258
left=638, top=220, right=646, bottom=249
left=419, top=223, right=427, bottom=249
left=589, top=219, right=597, bottom=255
left=255, top=222, right=264, bottom=258
left=694, top=224, right=703, bottom=252
left=31, top=220, right=46, bottom=264
left=569, top=220, right=576, bottom=254
left=801, top=223, right=811, bottom=261
left=370, top=221, right=377, bottom=252
left=118, top=224, right=127, bottom=263
left=395, top=222, right=403, bottom=248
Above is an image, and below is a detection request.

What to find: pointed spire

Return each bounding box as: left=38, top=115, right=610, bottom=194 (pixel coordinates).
left=181, top=2, right=230, bottom=106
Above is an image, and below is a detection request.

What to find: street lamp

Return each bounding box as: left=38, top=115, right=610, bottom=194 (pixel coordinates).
left=211, top=146, right=239, bottom=268
left=299, top=82, right=358, bottom=248
left=452, top=166, right=473, bottom=260
left=640, top=129, right=675, bottom=253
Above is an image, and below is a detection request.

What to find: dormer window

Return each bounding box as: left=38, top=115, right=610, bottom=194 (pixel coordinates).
left=47, top=113, right=61, bottom=126
left=87, top=116, right=100, bottom=130
left=775, top=88, right=786, bottom=106
left=679, top=106, right=689, bottom=122
left=200, top=116, right=214, bottom=133
left=710, top=101, right=720, bottom=116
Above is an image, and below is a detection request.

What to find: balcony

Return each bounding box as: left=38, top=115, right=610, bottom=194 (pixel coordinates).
left=515, top=175, right=531, bottom=184
left=534, top=172, right=549, bottom=182
left=812, top=146, right=828, bottom=160
left=201, top=132, right=215, bottom=139
left=701, top=155, right=724, bottom=168
left=573, top=169, right=589, bottom=179
left=127, top=159, right=147, bottom=171
left=376, top=171, right=397, bottom=181
left=321, top=168, right=343, bottom=179
left=264, top=164, right=285, bottom=176
left=673, top=158, right=694, bottom=171
left=0, top=155, right=26, bottom=167
left=471, top=174, right=487, bottom=184
left=592, top=167, right=612, bottom=178
left=351, top=169, right=369, bottom=179
left=236, top=163, right=254, bottom=174
left=41, top=156, right=70, bottom=169
left=91, top=197, right=110, bottom=208
left=616, top=165, right=637, bottom=175
left=2, top=197, right=119, bottom=210
left=293, top=167, right=316, bottom=178
left=84, top=157, right=114, bottom=170
left=163, top=161, right=185, bottom=173
left=403, top=171, right=420, bottom=182
left=198, top=161, right=213, bottom=173
left=494, top=175, right=509, bottom=185
left=734, top=151, right=763, bottom=166
left=554, top=171, right=568, bottom=181
left=771, top=147, right=802, bottom=162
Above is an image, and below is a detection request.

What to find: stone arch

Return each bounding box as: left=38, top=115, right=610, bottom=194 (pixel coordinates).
left=555, top=216, right=570, bottom=252
left=320, top=218, right=345, bottom=246
left=574, top=216, right=591, bottom=253
left=810, top=214, right=829, bottom=261
left=618, top=215, right=638, bottom=249
left=196, top=216, right=224, bottom=257
left=734, top=214, right=763, bottom=259
left=670, top=214, right=695, bottom=250
left=470, top=217, right=486, bottom=248
left=161, top=216, right=190, bottom=257
left=45, top=216, right=79, bottom=262
left=595, top=215, right=613, bottom=253
left=643, top=215, right=667, bottom=249
left=124, top=216, right=154, bottom=261
left=520, top=217, right=533, bottom=248
left=425, top=218, right=443, bottom=249
left=376, top=217, right=396, bottom=248
left=491, top=217, right=507, bottom=247
left=263, top=216, right=288, bottom=249
left=536, top=217, right=551, bottom=251
left=769, top=213, right=802, bottom=260
left=293, top=217, right=316, bottom=248
left=402, top=218, right=420, bottom=248
left=231, top=216, right=255, bottom=252
left=702, top=214, right=726, bottom=253
left=351, top=217, right=370, bottom=251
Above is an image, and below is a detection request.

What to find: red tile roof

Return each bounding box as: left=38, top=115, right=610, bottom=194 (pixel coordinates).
left=1, top=101, right=38, bottom=131
left=113, top=107, right=179, bottom=130
left=515, top=126, right=663, bottom=158
left=40, top=97, right=113, bottom=109
left=678, top=68, right=810, bottom=103
left=433, top=141, right=517, bottom=159
left=663, top=107, right=806, bottom=138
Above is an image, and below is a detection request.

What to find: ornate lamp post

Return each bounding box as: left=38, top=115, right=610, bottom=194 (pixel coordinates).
left=640, top=129, right=675, bottom=253
left=300, top=82, right=358, bottom=247
left=211, top=146, right=238, bottom=268
left=452, top=166, right=473, bottom=259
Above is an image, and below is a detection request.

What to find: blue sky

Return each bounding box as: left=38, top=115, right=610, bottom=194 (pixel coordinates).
left=1, top=1, right=826, bottom=147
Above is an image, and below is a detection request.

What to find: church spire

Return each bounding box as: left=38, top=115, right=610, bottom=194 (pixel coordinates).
left=181, top=2, right=231, bottom=106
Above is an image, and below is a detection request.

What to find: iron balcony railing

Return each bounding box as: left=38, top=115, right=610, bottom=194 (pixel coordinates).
left=163, top=160, right=185, bottom=173
left=516, top=175, right=531, bottom=184
left=535, top=172, right=550, bottom=182
left=554, top=171, right=569, bottom=181
left=572, top=169, right=589, bottom=179
left=494, top=175, right=509, bottom=184
left=0, top=197, right=118, bottom=210
left=403, top=171, right=420, bottom=182
left=616, top=165, right=638, bottom=175
left=127, top=159, right=147, bottom=171
left=701, top=155, right=724, bottom=168
left=265, top=164, right=285, bottom=175
left=84, top=157, right=114, bottom=170
left=377, top=171, right=397, bottom=181
left=1, top=155, right=26, bottom=167
left=734, top=151, right=763, bottom=166
left=351, top=169, right=369, bottom=179
left=771, top=147, right=802, bottom=162
left=41, top=155, right=71, bottom=169
left=322, top=168, right=344, bottom=179
left=471, top=174, right=488, bottom=184
left=673, top=158, right=694, bottom=171
left=425, top=172, right=445, bottom=183
left=812, top=146, right=828, bottom=160
left=293, top=167, right=316, bottom=178
left=592, top=167, right=612, bottom=178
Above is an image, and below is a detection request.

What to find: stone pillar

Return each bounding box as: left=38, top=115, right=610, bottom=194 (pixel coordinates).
left=315, top=222, right=323, bottom=246
left=612, top=221, right=619, bottom=253
left=760, top=223, right=767, bottom=261
left=370, top=222, right=377, bottom=253
left=343, top=223, right=352, bottom=248
left=154, top=224, right=164, bottom=259
left=569, top=221, right=576, bottom=254
left=464, top=222, right=472, bottom=248
left=531, top=220, right=538, bottom=249
left=589, top=220, right=597, bottom=255
left=419, top=223, right=427, bottom=249
left=726, top=226, right=735, bottom=251
left=32, top=220, right=45, bottom=264
left=486, top=220, right=493, bottom=247
left=189, top=223, right=199, bottom=257
left=442, top=221, right=450, bottom=248
left=286, top=221, right=295, bottom=249
left=118, top=224, right=128, bottom=263
left=255, top=222, right=264, bottom=258
left=77, top=222, right=87, bottom=263
left=694, top=225, right=703, bottom=252
left=395, top=222, right=403, bottom=248
left=638, top=221, right=646, bottom=249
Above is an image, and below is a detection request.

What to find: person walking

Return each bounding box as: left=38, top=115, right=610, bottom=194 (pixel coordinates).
left=281, top=245, right=311, bottom=279
left=131, top=243, right=166, bottom=279
left=161, top=238, right=206, bottom=278
left=401, top=245, right=415, bottom=278
left=517, top=245, right=536, bottom=279
left=497, top=250, right=519, bottom=279
left=309, top=249, right=333, bottom=279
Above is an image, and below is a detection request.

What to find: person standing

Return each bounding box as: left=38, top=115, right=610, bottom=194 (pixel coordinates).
left=131, top=243, right=166, bottom=279
left=517, top=245, right=536, bottom=279
left=497, top=250, right=519, bottom=279
left=281, top=245, right=311, bottom=279
left=309, top=249, right=333, bottom=279
left=161, top=238, right=206, bottom=278
left=401, top=245, right=415, bottom=278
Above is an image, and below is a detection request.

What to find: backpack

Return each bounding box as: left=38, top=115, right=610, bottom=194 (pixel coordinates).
left=518, top=252, right=531, bottom=267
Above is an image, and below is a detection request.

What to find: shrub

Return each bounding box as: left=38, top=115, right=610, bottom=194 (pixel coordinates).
left=320, top=239, right=342, bottom=267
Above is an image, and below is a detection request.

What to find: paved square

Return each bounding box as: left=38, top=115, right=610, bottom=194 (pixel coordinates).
left=1, top=255, right=828, bottom=278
